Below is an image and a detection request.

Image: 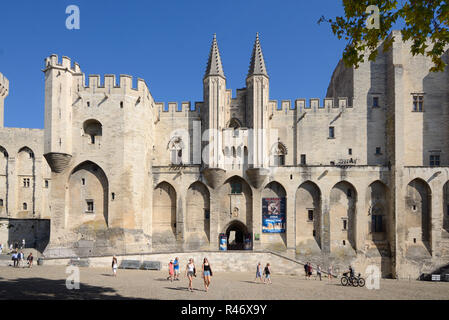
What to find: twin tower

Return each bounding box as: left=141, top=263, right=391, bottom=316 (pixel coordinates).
left=203, top=33, right=271, bottom=175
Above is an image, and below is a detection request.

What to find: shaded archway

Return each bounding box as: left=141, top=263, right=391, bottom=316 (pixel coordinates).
left=152, top=182, right=177, bottom=247
left=67, top=161, right=109, bottom=229
left=185, top=181, right=210, bottom=249
left=444, top=181, right=449, bottom=237
left=262, top=181, right=287, bottom=249
left=329, top=181, right=357, bottom=252
left=83, top=119, right=102, bottom=145
left=225, top=220, right=249, bottom=250
left=405, top=178, right=431, bottom=254
left=0, top=146, right=8, bottom=216
left=367, top=181, right=392, bottom=277
left=295, top=181, right=322, bottom=252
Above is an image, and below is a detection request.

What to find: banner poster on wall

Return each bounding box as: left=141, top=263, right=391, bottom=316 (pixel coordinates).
left=262, top=198, right=286, bottom=233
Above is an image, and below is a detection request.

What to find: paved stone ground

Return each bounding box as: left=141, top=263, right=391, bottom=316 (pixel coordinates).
left=0, top=266, right=448, bottom=300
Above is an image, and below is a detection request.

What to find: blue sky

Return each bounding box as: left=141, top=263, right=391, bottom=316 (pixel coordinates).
left=0, top=0, right=347, bottom=129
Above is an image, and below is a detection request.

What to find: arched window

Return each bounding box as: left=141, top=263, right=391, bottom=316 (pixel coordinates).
left=22, top=203, right=27, bottom=211
left=83, top=119, right=102, bottom=145
left=228, top=118, right=242, bottom=129
left=271, top=142, right=287, bottom=166
left=168, top=137, right=183, bottom=165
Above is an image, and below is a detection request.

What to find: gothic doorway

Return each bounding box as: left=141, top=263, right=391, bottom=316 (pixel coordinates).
left=225, top=220, right=249, bottom=250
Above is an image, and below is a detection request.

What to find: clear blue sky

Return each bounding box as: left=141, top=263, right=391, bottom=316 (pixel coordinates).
left=0, top=0, right=347, bottom=129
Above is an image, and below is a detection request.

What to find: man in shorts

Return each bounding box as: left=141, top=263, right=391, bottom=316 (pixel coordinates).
left=173, top=257, right=180, bottom=281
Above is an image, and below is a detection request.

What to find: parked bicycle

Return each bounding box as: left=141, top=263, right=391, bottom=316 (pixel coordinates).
left=341, top=272, right=366, bottom=287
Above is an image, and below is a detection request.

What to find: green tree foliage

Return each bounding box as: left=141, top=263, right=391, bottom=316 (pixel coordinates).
left=319, top=1, right=449, bottom=72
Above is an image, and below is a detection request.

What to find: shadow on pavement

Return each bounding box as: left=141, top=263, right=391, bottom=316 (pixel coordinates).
left=0, top=276, right=148, bottom=300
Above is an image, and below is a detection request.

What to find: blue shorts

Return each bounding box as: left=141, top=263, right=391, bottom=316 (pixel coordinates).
left=256, top=272, right=262, bottom=278
left=203, top=271, right=211, bottom=276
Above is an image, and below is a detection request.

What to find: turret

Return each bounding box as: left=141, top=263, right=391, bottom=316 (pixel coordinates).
left=0, top=72, right=9, bottom=128
left=203, top=34, right=227, bottom=169
left=43, top=55, right=77, bottom=173
left=246, top=33, right=270, bottom=169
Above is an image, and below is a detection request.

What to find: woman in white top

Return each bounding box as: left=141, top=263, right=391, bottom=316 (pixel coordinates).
left=185, top=258, right=196, bottom=292
left=112, top=256, right=118, bottom=277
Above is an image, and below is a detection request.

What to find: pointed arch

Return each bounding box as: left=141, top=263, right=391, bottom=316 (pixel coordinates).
left=185, top=181, right=210, bottom=248
left=270, top=142, right=287, bottom=166
left=296, top=181, right=322, bottom=250
left=67, top=161, right=109, bottom=228
left=153, top=181, right=177, bottom=237
left=406, top=178, right=431, bottom=253
left=262, top=181, right=287, bottom=249
left=227, top=118, right=242, bottom=129
left=329, top=181, right=358, bottom=251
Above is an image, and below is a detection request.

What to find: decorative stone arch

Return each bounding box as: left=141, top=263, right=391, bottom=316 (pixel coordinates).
left=367, top=181, right=390, bottom=239
left=295, top=180, right=322, bottom=251
left=262, top=181, right=287, bottom=249
left=227, top=118, right=242, bottom=129
left=270, top=142, right=287, bottom=166
left=185, top=181, right=211, bottom=249
left=67, top=161, right=109, bottom=228
left=152, top=181, right=177, bottom=247
left=405, top=178, right=432, bottom=254
left=329, top=180, right=358, bottom=252
left=83, top=119, right=102, bottom=144
left=167, top=136, right=184, bottom=165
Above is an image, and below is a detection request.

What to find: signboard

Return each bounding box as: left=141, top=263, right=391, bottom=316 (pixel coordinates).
left=219, top=233, right=227, bottom=251
left=262, top=198, right=286, bottom=233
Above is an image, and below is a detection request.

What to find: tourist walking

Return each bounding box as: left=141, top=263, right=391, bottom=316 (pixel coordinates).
left=304, top=262, right=309, bottom=279
left=9, top=243, right=13, bottom=252
left=27, top=253, right=33, bottom=268
left=168, top=260, right=174, bottom=282
left=308, top=263, right=313, bottom=279
left=254, top=262, right=263, bottom=283
left=202, top=257, right=212, bottom=292
left=21, top=239, right=25, bottom=249
left=17, top=251, right=24, bottom=268
left=263, top=263, right=272, bottom=284
left=11, top=251, right=18, bottom=267
left=185, top=258, right=196, bottom=292
left=316, top=265, right=322, bottom=281
left=173, top=257, right=180, bottom=281
left=112, top=256, right=118, bottom=277
left=328, top=265, right=333, bottom=281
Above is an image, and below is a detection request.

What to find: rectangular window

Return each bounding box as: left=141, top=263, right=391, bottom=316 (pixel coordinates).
left=300, top=154, right=306, bottom=165
left=373, top=97, right=379, bottom=108
left=23, top=178, right=30, bottom=188
left=81, top=178, right=86, bottom=186
left=376, top=147, right=381, bottom=155
left=413, top=95, right=424, bottom=112
left=231, top=182, right=242, bottom=194
left=308, top=209, right=314, bottom=222
left=86, top=200, right=94, bottom=213
left=171, top=150, right=182, bottom=165
left=372, top=215, right=383, bottom=233
left=430, top=155, right=440, bottom=166
left=348, top=148, right=352, bottom=155
left=44, top=180, right=49, bottom=188
left=0, top=199, right=3, bottom=206
left=343, top=219, right=348, bottom=231
left=329, top=127, right=335, bottom=139
left=273, top=155, right=285, bottom=166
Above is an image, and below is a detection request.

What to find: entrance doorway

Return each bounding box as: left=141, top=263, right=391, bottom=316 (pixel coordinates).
left=225, top=220, right=249, bottom=250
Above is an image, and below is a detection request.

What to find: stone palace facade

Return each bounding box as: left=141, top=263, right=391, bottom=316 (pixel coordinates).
left=0, top=31, right=449, bottom=278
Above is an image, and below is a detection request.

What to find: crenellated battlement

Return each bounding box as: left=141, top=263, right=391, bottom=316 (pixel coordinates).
left=269, top=97, right=353, bottom=115
left=157, top=101, right=201, bottom=115
left=44, top=54, right=82, bottom=73
left=0, top=72, right=9, bottom=97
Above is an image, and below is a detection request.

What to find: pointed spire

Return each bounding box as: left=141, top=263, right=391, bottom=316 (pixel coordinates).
left=247, top=32, right=268, bottom=79
left=204, top=33, right=225, bottom=79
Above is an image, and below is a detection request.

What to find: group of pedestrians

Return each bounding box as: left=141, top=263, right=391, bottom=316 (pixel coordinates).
left=167, top=257, right=213, bottom=292
left=254, top=262, right=272, bottom=284
left=167, top=257, right=181, bottom=282
left=11, top=250, right=33, bottom=268
left=304, top=262, right=334, bottom=281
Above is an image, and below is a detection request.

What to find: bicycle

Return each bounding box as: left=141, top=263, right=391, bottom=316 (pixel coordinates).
left=341, top=272, right=366, bottom=287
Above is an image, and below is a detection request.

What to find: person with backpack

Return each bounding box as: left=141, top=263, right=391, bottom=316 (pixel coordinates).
left=263, top=263, right=272, bottom=284
left=202, top=257, right=213, bottom=292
